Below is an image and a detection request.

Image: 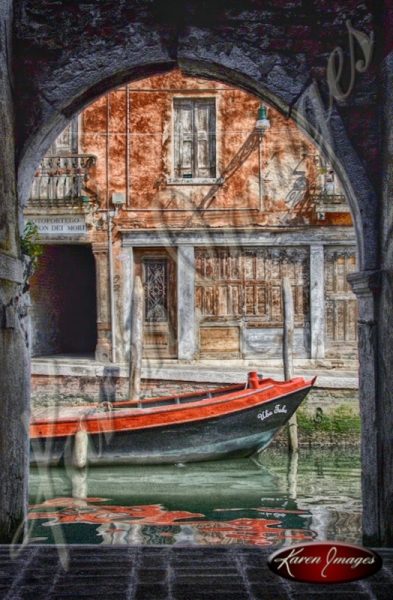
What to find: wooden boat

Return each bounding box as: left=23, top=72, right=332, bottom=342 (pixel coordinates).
left=30, top=372, right=316, bottom=466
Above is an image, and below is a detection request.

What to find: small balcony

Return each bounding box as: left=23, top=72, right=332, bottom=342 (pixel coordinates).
left=29, top=154, right=96, bottom=208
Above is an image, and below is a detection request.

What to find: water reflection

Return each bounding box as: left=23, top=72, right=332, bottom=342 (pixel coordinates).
left=28, top=449, right=361, bottom=547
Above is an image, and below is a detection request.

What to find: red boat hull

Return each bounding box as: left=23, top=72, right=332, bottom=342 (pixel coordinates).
left=30, top=376, right=315, bottom=465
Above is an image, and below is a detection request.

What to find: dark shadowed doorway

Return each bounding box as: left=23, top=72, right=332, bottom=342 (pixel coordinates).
left=30, top=244, right=97, bottom=357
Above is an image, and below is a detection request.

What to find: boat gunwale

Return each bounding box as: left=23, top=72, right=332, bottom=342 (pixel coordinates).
left=110, top=377, right=300, bottom=409
left=110, top=382, right=246, bottom=408
left=31, top=377, right=304, bottom=425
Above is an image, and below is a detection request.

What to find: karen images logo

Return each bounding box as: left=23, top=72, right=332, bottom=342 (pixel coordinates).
left=268, top=542, right=382, bottom=584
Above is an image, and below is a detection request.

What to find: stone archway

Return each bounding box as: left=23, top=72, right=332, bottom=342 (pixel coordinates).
left=2, top=0, right=389, bottom=546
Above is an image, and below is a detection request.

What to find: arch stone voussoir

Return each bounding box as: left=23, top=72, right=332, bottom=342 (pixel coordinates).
left=178, top=28, right=310, bottom=110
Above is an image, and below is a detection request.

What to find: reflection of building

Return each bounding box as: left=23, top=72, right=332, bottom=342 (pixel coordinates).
left=25, top=70, right=357, bottom=380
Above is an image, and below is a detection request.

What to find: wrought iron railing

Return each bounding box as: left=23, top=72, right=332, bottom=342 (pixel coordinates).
left=29, top=154, right=96, bottom=207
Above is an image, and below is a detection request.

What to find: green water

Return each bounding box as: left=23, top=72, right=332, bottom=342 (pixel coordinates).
left=27, top=448, right=361, bottom=547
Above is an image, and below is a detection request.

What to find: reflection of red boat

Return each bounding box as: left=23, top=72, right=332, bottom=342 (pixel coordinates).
left=30, top=372, right=315, bottom=466
left=29, top=498, right=315, bottom=546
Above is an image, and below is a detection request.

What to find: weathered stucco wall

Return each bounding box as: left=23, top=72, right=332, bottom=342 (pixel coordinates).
left=80, top=70, right=352, bottom=231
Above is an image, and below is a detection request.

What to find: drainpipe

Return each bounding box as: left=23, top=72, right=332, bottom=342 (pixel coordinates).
left=255, top=105, right=270, bottom=211
left=105, top=94, right=116, bottom=363
left=258, top=135, right=263, bottom=211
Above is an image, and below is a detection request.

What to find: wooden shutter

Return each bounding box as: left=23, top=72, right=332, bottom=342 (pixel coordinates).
left=194, top=100, right=216, bottom=178
left=195, top=247, right=309, bottom=325
left=174, top=101, right=194, bottom=178
left=174, top=99, right=216, bottom=178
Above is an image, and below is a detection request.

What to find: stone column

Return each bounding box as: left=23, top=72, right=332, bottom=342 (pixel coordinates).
left=374, top=45, right=393, bottom=546
left=92, top=244, right=111, bottom=362
left=119, top=246, right=133, bottom=363
left=348, top=270, right=380, bottom=546
left=0, top=267, right=30, bottom=543
left=377, top=268, right=393, bottom=546
left=0, top=0, right=30, bottom=542
left=177, top=245, right=196, bottom=360
left=310, top=244, right=325, bottom=360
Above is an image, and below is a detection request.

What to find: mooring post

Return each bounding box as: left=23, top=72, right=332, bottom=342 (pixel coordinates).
left=71, top=468, right=88, bottom=500
left=282, top=276, right=298, bottom=452
left=288, top=451, right=298, bottom=499
left=129, top=275, right=144, bottom=406
left=73, top=429, right=88, bottom=469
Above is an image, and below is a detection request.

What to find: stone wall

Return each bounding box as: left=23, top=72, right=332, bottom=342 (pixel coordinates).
left=31, top=373, right=358, bottom=416
left=0, top=0, right=30, bottom=542
left=31, top=374, right=218, bottom=405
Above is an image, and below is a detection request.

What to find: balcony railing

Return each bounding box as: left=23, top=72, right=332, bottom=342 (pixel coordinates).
left=29, top=154, right=96, bottom=207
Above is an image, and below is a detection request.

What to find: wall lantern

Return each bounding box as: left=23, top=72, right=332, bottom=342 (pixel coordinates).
left=255, top=105, right=271, bottom=132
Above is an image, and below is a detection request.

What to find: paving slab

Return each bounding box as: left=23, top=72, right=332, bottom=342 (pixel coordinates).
left=0, top=545, right=391, bottom=599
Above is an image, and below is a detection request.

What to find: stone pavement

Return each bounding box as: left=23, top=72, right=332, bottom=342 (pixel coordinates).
left=0, top=545, right=392, bottom=600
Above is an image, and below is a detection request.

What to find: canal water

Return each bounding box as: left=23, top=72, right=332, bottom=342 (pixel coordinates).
left=27, top=449, right=361, bottom=547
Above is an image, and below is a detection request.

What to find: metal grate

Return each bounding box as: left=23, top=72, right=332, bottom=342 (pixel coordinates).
left=143, top=259, right=168, bottom=323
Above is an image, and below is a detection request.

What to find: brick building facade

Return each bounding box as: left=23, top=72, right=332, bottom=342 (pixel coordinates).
left=25, top=70, right=357, bottom=369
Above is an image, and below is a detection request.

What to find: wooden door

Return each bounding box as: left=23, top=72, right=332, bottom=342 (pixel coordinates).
left=134, top=249, right=177, bottom=358
left=324, top=247, right=358, bottom=358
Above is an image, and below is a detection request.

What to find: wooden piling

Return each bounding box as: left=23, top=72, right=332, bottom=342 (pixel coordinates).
left=129, top=275, right=144, bottom=406
left=71, top=468, right=88, bottom=500
left=282, top=276, right=298, bottom=453
left=73, top=429, right=88, bottom=469
left=288, top=451, right=298, bottom=499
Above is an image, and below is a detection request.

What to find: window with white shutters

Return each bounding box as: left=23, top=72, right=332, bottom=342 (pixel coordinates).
left=173, top=99, right=216, bottom=179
